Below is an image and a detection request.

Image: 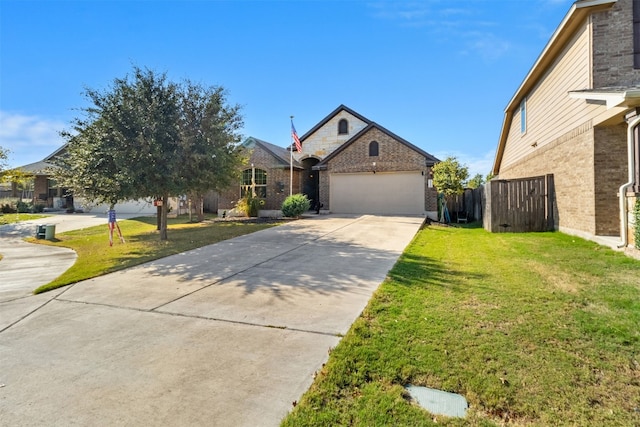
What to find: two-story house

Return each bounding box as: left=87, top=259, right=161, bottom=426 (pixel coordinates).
left=492, top=0, right=640, bottom=249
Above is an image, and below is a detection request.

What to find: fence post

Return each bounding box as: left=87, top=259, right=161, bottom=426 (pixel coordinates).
left=546, top=174, right=555, bottom=231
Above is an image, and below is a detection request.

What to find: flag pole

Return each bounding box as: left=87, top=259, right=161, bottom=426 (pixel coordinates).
left=290, top=115, right=294, bottom=196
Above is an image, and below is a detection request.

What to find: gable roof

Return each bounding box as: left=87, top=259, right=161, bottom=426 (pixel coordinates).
left=492, top=0, right=618, bottom=175
left=298, top=104, right=372, bottom=142
left=44, top=143, right=68, bottom=162
left=315, top=122, right=439, bottom=168
left=243, top=137, right=303, bottom=168
left=11, top=160, right=56, bottom=175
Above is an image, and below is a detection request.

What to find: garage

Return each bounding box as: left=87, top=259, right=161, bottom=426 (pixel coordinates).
left=330, top=171, right=425, bottom=215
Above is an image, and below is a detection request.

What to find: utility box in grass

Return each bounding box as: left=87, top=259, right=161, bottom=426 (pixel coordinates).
left=35, top=225, right=46, bottom=239
left=44, top=224, right=56, bottom=240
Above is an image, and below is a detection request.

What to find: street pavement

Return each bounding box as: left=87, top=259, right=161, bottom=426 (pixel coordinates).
left=0, top=212, right=143, bottom=302
left=0, top=214, right=425, bottom=426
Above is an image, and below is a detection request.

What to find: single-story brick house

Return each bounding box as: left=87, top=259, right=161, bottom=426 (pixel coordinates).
left=492, top=0, right=639, bottom=249
left=10, top=145, right=166, bottom=215
left=219, top=105, right=440, bottom=217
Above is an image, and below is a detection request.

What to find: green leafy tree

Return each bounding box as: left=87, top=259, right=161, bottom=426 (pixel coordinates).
left=54, top=66, right=244, bottom=240
left=2, top=168, right=33, bottom=200
left=467, top=173, right=485, bottom=189
left=0, top=146, right=9, bottom=179
left=177, top=80, right=244, bottom=221
left=432, top=156, right=469, bottom=196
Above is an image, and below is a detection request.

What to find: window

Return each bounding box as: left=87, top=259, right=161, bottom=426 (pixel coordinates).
left=338, top=119, right=349, bottom=135
left=520, top=98, right=527, bottom=134
left=369, top=141, right=379, bottom=157
left=241, top=168, right=267, bottom=198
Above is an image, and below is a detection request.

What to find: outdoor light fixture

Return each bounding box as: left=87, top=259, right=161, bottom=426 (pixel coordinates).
left=372, top=162, right=376, bottom=174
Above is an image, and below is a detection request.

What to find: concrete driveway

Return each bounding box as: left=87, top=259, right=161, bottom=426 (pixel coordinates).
left=0, top=214, right=424, bottom=426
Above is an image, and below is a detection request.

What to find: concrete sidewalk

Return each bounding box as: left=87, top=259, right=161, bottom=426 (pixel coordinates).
left=0, top=212, right=147, bottom=302
left=0, top=215, right=424, bottom=426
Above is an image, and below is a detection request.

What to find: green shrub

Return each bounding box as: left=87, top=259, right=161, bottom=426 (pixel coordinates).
left=1, top=204, right=16, bottom=214
left=236, top=192, right=264, bottom=217
left=34, top=204, right=45, bottom=213
left=282, top=194, right=310, bottom=218
left=16, top=200, right=31, bottom=213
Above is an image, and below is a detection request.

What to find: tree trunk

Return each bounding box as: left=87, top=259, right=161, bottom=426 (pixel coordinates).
left=160, top=193, right=169, bottom=241
left=196, top=194, right=204, bottom=222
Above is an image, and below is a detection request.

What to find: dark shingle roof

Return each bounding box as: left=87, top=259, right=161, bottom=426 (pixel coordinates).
left=243, top=137, right=303, bottom=168
left=316, top=122, right=439, bottom=168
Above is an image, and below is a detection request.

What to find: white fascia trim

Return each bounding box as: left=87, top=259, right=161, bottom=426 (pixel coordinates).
left=574, top=0, right=618, bottom=9
left=569, top=89, right=640, bottom=109
left=504, top=0, right=617, bottom=112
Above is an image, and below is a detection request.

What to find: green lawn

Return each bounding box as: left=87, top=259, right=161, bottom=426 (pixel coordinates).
left=0, top=213, right=49, bottom=225
left=282, top=224, right=640, bottom=426
left=32, top=216, right=282, bottom=294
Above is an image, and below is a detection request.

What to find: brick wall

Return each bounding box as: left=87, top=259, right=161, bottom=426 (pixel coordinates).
left=34, top=176, right=49, bottom=203
left=322, top=127, right=437, bottom=211
left=592, top=0, right=640, bottom=87
left=218, top=145, right=301, bottom=212
left=499, top=123, right=597, bottom=235
left=594, top=125, right=628, bottom=235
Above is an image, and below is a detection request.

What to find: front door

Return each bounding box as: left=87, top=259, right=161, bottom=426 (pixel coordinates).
left=302, top=158, right=319, bottom=209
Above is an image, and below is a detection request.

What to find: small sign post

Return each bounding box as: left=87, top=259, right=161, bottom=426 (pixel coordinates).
left=108, top=209, right=125, bottom=246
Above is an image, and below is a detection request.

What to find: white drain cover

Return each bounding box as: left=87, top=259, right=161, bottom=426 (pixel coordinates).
left=405, top=385, right=468, bottom=418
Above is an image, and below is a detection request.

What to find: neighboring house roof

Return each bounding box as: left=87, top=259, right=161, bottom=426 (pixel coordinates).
left=492, top=0, right=618, bottom=175
left=12, top=160, right=56, bottom=175
left=43, top=143, right=68, bottom=162
left=298, top=104, right=372, bottom=142
left=243, top=136, right=303, bottom=169
left=315, top=122, right=440, bottom=169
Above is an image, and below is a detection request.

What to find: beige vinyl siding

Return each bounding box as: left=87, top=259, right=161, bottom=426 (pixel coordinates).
left=501, top=19, right=602, bottom=169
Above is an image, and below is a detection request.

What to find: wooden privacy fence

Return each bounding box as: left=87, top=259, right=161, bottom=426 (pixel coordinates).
left=445, top=188, right=483, bottom=222
left=483, top=174, right=555, bottom=233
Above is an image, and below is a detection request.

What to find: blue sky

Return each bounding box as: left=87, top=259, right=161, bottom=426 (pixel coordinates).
left=1, top=0, right=574, bottom=177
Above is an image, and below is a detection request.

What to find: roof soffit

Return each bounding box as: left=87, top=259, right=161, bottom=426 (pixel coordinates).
left=505, top=0, right=617, bottom=113
left=568, top=88, right=640, bottom=108
left=493, top=0, right=617, bottom=175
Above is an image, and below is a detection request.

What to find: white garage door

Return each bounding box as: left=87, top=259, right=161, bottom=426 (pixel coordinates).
left=330, top=172, right=425, bottom=215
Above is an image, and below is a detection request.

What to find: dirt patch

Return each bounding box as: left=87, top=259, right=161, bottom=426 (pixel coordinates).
left=527, top=260, right=583, bottom=294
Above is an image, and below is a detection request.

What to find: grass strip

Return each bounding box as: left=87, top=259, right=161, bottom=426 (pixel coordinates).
left=0, top=213, right=50, bottom=225
left=31, top=216, right=282, bottom=294
left=282, top=224, right=640, bottom=426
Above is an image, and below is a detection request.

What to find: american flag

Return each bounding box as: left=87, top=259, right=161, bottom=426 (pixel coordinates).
left=291, top=121, right=302, bottom=153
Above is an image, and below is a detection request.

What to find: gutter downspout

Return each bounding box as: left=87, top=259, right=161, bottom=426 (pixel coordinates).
left=618, top=115, right=640, bottom=248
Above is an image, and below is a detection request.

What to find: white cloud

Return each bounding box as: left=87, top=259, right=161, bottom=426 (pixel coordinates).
left=460, top=31, right=512, bottom=62
left=0, top=111, right=67, bottom=168
left=369, top=1, right=512, bottom=61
